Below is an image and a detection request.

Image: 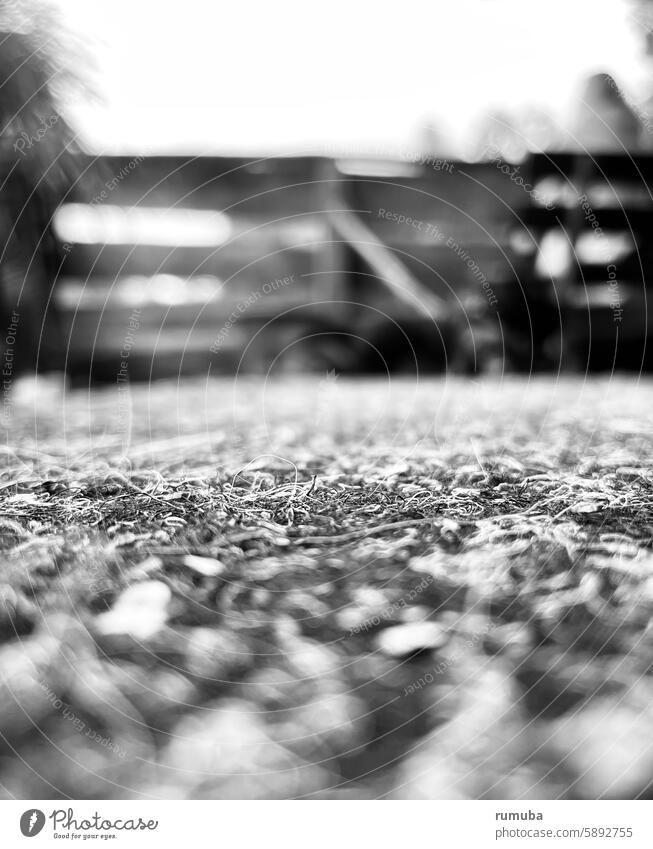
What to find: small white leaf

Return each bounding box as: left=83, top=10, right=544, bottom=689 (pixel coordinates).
left=184, top=555, right=225, bottom=577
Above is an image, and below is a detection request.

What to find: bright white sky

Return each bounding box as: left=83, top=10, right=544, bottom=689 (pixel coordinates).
left=52, top=0, right=649, bottom=155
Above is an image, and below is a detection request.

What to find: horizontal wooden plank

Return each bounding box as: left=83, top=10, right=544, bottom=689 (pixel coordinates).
left=529, top=152, right=653, bottom=183
left=526, top=206, right=653, bottom=231
left=56, top=275, right=311, bottom=317
left=69, top=155, right=335, bottom=212
left=58, top=241, right=321, bottom=280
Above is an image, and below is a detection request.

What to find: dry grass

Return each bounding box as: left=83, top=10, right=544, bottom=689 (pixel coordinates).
left=1, top=375, right=653, bottom=799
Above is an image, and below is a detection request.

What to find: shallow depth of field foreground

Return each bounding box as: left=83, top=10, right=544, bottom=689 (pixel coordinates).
left=2, top=375, right=653, bottom=799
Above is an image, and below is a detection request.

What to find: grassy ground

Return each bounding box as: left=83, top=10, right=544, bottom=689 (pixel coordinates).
left=1, top=375, right=653, bottom=799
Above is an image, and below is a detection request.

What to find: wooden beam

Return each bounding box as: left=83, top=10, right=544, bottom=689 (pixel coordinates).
left=328, top=206, right=449, bottom=323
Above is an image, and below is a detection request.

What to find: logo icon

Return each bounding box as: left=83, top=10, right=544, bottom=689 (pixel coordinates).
left=20, top=810, right=45, bottom=837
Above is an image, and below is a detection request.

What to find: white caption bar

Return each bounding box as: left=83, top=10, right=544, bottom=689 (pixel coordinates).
left=0, top=800, right=651, bottom=848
